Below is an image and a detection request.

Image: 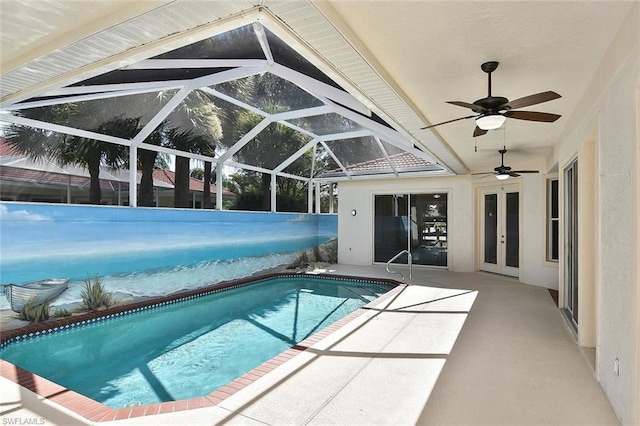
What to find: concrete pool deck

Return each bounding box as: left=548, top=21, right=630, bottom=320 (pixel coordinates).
left=1, top=265, right=619, bottom=425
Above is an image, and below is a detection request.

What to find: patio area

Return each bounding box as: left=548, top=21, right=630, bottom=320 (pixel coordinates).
left=0, top=265, right=618, bottom=425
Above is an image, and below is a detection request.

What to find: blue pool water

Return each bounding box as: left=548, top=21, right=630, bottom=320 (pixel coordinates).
left=0, top=275, right=392, bottom=408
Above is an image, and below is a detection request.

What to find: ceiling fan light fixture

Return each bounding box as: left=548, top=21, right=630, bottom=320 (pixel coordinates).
left=495, top=173, right=510, bottom=180
left=476, top=114, right=506, bottom=130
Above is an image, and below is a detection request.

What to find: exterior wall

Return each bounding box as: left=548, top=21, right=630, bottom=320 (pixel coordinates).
left=520, top=173, right=560, bottom=289
left=338, top=175, right=473, bottom=271
left=337, top=173, right=559, bottom=288
left=474, top=171, right=559, bottom=289
left=552, top=4, right=639, bottom=423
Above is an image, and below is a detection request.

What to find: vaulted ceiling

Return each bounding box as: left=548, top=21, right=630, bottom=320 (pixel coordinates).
left=0, top=0, right=635, bottom=178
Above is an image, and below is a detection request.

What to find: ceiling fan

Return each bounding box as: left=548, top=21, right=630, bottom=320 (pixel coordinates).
left=472, top=148, right=539, bottom=180
left=422, top=61, right=562, bottom=137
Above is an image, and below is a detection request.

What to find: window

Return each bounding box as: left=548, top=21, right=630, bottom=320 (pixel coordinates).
left=547, top=178, right=559, bottom=261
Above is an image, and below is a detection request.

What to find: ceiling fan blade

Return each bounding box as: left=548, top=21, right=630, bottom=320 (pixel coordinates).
left=510, top=170, right=540, bottom=174
left=504, top=110, right=561, bottom=122
left=471, top=172, right=495, bottom=176
left=421, top=114, right=476, bottom=130
left=509, top=172, right=521, bottom=177
left=500, top=91, right=561, bottom=110
left=473, top=126, right=488, bottom=137
left=447, top=101, right=487, bottom=113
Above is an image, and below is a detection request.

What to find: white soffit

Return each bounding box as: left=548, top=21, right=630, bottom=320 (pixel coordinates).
left=0, top=0, right=258, bottom=103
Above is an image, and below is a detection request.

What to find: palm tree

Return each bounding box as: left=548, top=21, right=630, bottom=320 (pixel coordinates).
left=162, top=90, right=222, bottom=208
left=4, top=106, right=130, bottom=204
left=217, top=73, right=313, bottom=211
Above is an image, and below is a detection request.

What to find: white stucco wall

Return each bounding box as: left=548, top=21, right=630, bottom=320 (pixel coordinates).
left=597, top=51, right=639, bottom=426
left=337, top=173, right=559, bottom=290
left=337, top=175, right=474, bottom=272
left=520, top=173, right=560, bottom=289
left=552, top=4, right=639, bottom=423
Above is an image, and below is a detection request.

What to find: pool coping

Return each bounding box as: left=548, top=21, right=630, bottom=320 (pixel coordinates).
left=0, top=272, right=402, bottom=422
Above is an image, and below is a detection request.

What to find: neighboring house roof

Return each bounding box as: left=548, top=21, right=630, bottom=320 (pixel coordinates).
left=0, top=164, right=127, bottom=191
left=152, top=169, right=235, bottom=197
left=0, top=137, right=18, bottom=156
left=320, top=152, right=441, bottom=178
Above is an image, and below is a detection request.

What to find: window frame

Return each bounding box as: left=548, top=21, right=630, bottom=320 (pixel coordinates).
left=547, top=177, right=559, bottom=262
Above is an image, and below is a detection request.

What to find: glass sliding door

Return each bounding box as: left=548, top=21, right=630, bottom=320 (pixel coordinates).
left=374, top=193, right=448, bottom=267
left=374, top=195, right=409, bottom=264
left=564, top=159, right=579, bottom=326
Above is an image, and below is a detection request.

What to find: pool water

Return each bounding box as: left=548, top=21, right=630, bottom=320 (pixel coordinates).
left=0, top=276, right=392, bottom=408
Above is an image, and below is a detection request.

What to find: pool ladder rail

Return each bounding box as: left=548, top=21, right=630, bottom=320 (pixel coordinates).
left=386, top=250, right=412, bottom=281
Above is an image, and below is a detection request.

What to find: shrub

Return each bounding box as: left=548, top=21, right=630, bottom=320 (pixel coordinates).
left=80, top=276, right=113, bottom=311
left=312, top=245, right=323, bottom=262
left=15, top=298, right=51, bottom=323
left=294, top=250, right=309, bottom=267
left=52, top=307, right=72, bottom=318
left=325, top=238, right=338, bottom=264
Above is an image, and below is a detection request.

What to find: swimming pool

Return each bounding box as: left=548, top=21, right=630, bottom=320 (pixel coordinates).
left=0, top=274, right=394, bottom=409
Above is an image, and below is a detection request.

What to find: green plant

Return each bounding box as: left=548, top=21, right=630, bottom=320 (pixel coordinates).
left=325, top=238, right=338, bottom=264
left=80, top=276, right=114, bottom=311
left=312, top=245, right=323, bottom=262
left=52, top=307, right=72, bottom=318
left=15, top=298, right=51, bottom=323
left=294, top=250, right=309, bottom=267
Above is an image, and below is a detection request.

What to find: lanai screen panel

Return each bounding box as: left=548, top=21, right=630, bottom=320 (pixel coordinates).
left=264, top=27, right=342, bottom=90
left=379, top=140, right=438, bottom=174
left=11, top=90, right=179, bottom=139
left=324, top=137, right=391, bottom=175
left=212, top=97, right=264, bottom=150
left=162, top=89, right=223, bottom=155
left=311, top=144, right=342, bottom=179
left=153, top=24, right=266, bottom=60
left=288, top=114, right=363, bottom=136
left=234, top=123, right=313, bottom=170
left=212, top=73, right=324, bottom=114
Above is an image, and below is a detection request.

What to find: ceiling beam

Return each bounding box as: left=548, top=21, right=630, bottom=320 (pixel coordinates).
left=125, top=59, right=268, bottom=69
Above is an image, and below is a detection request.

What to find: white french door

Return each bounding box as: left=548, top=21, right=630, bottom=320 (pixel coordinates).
left=480, top=185, right=520, bottom=277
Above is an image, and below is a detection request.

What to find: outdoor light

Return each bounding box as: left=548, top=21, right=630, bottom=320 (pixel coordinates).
left=476, top=114, right=506, bottom=130
left=495, top=173, right=510, bottom=180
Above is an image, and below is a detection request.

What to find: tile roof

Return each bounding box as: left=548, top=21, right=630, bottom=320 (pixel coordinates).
left=321, top=152, right=438, bottom=178
left=152, top=169, right=235, bottom=196
left=0, top=137, right=17, bottom=156
left=0, top=165, right=127, bottom=191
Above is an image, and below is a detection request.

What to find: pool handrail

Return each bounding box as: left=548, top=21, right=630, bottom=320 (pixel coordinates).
left=386, top=250, right=412, bottom=281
